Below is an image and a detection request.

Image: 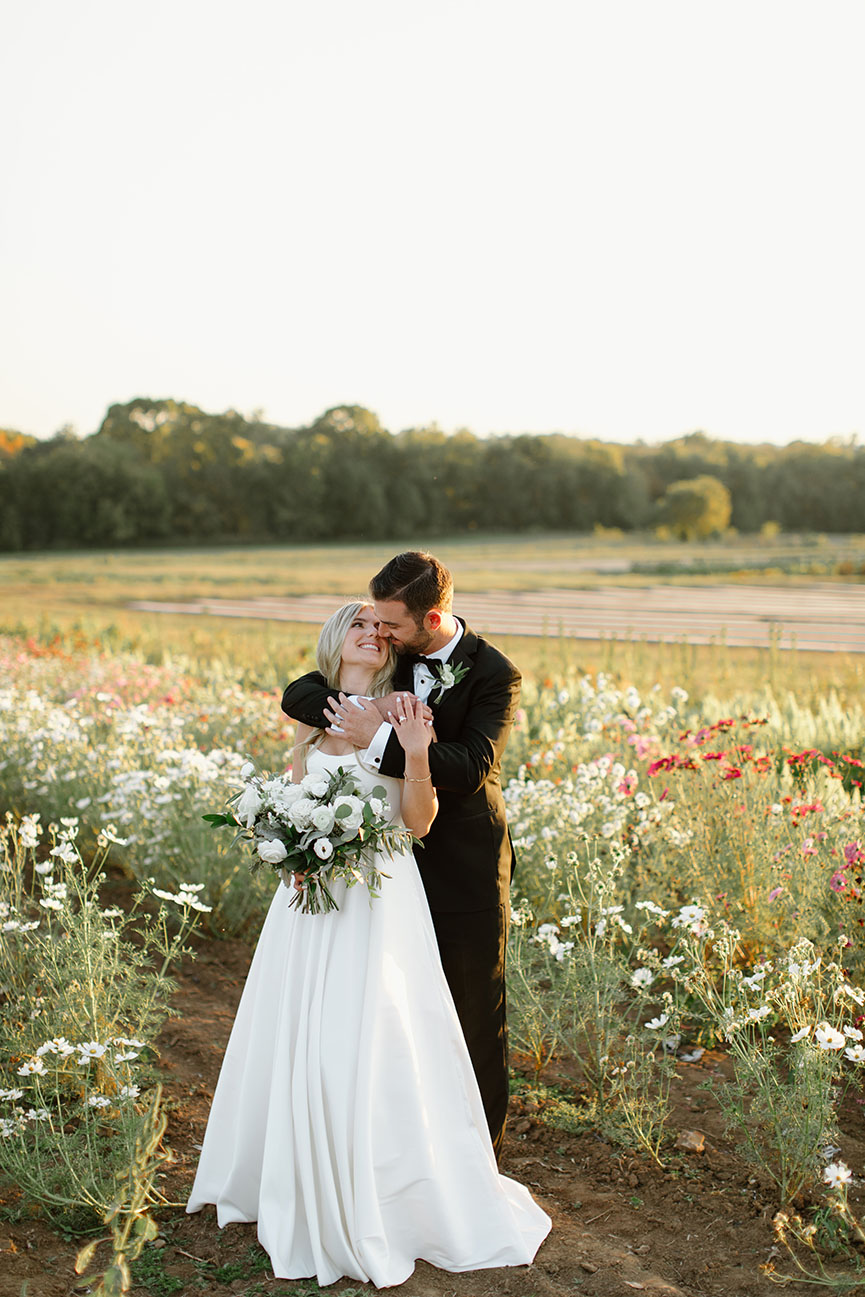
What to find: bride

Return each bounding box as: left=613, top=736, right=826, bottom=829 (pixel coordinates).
left=187, top=601, right=551, bottom=1288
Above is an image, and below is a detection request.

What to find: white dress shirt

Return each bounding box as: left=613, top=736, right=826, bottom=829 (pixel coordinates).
left=360, top=622, right=464, bottom=771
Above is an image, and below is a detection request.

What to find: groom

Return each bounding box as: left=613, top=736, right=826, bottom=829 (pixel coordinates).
left=281, top=550, right=521, bottom=1159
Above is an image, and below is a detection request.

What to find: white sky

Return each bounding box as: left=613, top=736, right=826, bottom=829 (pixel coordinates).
left=2, top=0, right=863, bottom=445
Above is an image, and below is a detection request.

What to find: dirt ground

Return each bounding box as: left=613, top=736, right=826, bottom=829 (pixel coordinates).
left=3, top=935, right=865, bottom=1297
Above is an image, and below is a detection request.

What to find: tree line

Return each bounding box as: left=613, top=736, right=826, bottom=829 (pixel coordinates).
left=0, top=399, right=863, bottom=550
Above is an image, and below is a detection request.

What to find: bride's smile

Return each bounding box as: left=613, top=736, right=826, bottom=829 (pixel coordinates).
left=339, top=607, right=388, bottom=673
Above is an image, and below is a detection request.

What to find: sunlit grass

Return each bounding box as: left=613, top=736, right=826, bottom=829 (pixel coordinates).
left=0, top=533, right=862, bottom=703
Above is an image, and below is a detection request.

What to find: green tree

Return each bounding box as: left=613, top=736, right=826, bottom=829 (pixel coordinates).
left=657, top=474, right=732, bottom=540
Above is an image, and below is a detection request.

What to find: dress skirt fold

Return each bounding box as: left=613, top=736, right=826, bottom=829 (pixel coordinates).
left=187, top=752, right=550, bottom=1288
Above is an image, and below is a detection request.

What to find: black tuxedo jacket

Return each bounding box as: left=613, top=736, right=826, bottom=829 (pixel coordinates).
left=280, top=621, right=521, bottom=913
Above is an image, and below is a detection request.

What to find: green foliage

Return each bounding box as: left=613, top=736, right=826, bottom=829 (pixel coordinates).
left=671, top=929, right=859, bottom=1204
left=2, top=398, right=864, bottom=550
left=0, top=816, right=203, bottom=1229
left=657, top=474, right=733, bottom=540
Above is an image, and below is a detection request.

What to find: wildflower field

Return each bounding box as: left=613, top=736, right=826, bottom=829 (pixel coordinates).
left=1, top=607, right=864, bottom=1296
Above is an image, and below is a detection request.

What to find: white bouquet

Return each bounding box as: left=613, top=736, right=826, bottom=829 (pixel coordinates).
left=205, top=761, right=414, bottom=914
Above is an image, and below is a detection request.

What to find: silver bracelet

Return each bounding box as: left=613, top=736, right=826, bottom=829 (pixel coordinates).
left=404, top=774, right=432, bottom=783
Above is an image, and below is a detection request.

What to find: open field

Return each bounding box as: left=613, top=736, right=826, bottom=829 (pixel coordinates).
left=1, top=534, right=865, bottom=701
left=1, top=532, right=864, bottom=609
left=1, top=631, right=864, bottom=1295
left=1, top=537, right=865, bottom=1297
left=129, top=582, right=865, bottom=653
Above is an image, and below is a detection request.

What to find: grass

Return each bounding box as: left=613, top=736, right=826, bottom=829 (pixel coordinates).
left=1, top=534, right=863, bottom=704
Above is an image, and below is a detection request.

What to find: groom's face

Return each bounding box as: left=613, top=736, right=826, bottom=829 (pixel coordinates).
left=373, top=599, right=434, bottom=655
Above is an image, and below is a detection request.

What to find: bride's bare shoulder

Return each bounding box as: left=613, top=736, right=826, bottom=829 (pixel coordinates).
left=293, top=721, right=316, bottom=745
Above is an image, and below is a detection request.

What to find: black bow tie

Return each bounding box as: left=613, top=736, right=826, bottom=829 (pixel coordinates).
left=411, top=655, right=438, bottom=668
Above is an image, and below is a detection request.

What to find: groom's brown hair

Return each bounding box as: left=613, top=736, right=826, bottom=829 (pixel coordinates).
left=370, top=551, right=454, bottom=623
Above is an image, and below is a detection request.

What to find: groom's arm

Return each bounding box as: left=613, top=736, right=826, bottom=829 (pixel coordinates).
left=281, top=671, right=331, bottom=728
left=377, top=661, right=521, bottom=796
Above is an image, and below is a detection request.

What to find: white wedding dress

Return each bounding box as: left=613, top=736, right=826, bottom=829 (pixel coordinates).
left=187, top=750, right=550, bottom=1288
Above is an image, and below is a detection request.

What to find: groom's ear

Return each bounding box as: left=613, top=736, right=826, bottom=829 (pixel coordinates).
left=425, top=609, right=442, bottom=632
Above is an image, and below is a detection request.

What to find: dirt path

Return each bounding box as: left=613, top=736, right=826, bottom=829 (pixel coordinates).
left=5, top=932, right=863, bottom=1297
left=128, top=583, right=865, bottom=652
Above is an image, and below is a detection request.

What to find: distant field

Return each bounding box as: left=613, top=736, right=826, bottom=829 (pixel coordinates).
left=1, top=533, right=863, bottom=700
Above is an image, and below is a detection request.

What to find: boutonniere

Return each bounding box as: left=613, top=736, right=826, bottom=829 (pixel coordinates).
left=430, top=660, right=470, bottom=703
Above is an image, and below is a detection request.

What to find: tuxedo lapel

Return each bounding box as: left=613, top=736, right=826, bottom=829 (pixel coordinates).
left=428, top=620, right=479, bottom=709
left=448, top=620, right=479, bottom=671
left=393, top=655, right=415, bottom=690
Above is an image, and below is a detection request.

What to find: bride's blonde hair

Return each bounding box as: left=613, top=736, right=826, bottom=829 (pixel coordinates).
left=315, top=600, right=395, bottom=698
left=294, top=602, right=396, bottom=776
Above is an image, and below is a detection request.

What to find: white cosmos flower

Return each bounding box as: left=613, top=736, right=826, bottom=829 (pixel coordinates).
left=313, top=837, right=334, bottom=861
left=114, top=1050, right=140, bottom=1063
left=17, top=1059, right=45, bottom=1076
left=630, top=968, right=654, bottom=989
left=843, top=1026, right=863, bottom=1041
left=36, top=1037, right=74, bottom=1057
left=645, top=1014, right=669, bottom=1030
left=49, top=842, right=78, bottom=864
left=100, top=824, right=129, bottom=845
left=790, top=1026, right=811, bottom=1043
left=175, top=890, right=213, bottom=912
left=815, top=1023, right=845, bottom=1051
left=119, top=1084, right=141, bottom=1099
left=845, top=1044, right=865, bottom=1062
left=87, top=1095, right=112, bottom=1109
left=76, top=1042, right=107, bottom=1063
left=0, top=1089, right=24, bottom=1101
left=823, top=1161, right=852, bottom=1189
left=671, top=904, right=707, bottom=934
left=257, top=838, right=288, bottom=865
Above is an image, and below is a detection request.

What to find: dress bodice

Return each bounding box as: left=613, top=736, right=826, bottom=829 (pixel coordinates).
left=306, top=748, right=404, bottom=827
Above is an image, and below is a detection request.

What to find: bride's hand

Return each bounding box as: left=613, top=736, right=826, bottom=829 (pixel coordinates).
left=388, top=695, right=433, bottom=756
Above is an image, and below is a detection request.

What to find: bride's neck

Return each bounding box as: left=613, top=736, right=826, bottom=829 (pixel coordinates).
left=338, top=665, right=376, bottom=696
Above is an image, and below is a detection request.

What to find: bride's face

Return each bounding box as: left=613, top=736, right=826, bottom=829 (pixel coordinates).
left=340, top=607, right=389, bottom=672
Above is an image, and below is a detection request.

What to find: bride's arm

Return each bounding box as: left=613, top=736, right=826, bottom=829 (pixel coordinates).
left=284, top=722, right=317, bottom=892
left=290, top=722, right=316, bottom=784
left=391, top=697, right=437, bottom=838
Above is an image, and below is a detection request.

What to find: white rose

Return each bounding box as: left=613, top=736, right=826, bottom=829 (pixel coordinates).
left=257, top=838, right=288, bottom=864
left=288, top=798, right=317, bottom=828
left=332, top=795, right=364, bottom=835
left=313, top=837, right=334, bottom=860
left=311, top=805, right=336, bottom=834
left=236, top=785, right=263, bottom=828
left=301, top=773, right=330, bottom=798
left=368, top=797, right=386, bottom=819
left=240, top=761, right=256, bottom=779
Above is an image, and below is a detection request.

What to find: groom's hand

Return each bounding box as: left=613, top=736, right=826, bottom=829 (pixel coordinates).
left=323, top=693, right=384, bottom=746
